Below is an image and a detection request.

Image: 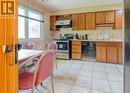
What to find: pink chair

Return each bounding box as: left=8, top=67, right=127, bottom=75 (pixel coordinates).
left=19, top=50, right=55, bottom=93
left=23, top=42, right=34, bottom=49
left=47, top=43, right=57, bottom=68
left=48, top=43, right=56, bottom=51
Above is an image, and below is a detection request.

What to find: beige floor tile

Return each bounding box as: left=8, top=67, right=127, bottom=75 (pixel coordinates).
left=107, top=73, right=123, bottom=82
left=54, top=72, right=77, bottom=84
left=75, top=75, right=91, bottom=88
left=93, top=66, right=105, bottom=72
left=79, top=69, right=92, bottom=77
left=106, top=67, right=119, bottom=74
left=93, top=71, right=107, bottom=80
left=92, top=89, right=110, bottom=93
left=54, top=83, right=72, bottom=93
left=81, top=65, right=93, bottom=71
left=110, top=81, right=123, bottom=93
left=70, top=86, right=90, bottom=93
left=92, top=79, right=112, bottom=93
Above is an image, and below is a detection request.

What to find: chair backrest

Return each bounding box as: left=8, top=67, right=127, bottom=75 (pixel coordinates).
left=23, top=42, right=34, bottom=49
left=34, top=50, right=54, bottom=86
left=47, top=43, right=56, bottom=50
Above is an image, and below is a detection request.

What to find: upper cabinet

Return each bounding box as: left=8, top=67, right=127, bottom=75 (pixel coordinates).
left=115, top=10, right=123, bottom=29
left=50, top=16, right=56, bottom=31
left=72, top=13, right=93, bottom=30
left=96, top=12, right=106, bottom=24
left=96, top=11, right=115, bottom=25
left=86, top=12, right=96, bottom=30
left=50, top=10, right=123, bottom=31
left=72, top=14, right=79, bottom=30
left=106, top=11, right=115, bottom=24
left=72, top=13, right=86, bottom=30
left=78, top=13, right=86, bottom=30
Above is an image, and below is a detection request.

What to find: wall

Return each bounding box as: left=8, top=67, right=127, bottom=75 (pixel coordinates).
left=19, top=0, right=53, bottom=50
left=50, top=4, right=123, bottom=15
left=54, top=28, right=123, bottom=41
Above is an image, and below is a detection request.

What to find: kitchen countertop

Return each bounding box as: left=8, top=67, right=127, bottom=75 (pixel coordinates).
left=69, top=39, right=123, bottom=42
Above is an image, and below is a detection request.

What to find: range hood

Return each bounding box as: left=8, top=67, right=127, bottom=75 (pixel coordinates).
left=55, top=20, right=71, bottom=26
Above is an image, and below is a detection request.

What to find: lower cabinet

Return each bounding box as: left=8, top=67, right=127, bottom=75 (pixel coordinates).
left=96, top=42, right=123, bottom=64
left=118, top=47, right=123, bottom=64
left=107, top=47, right=118, bottom=64
left=72, top=53, right=81, bottom=60
left=96, top=46, right=106, bottom=62
left=71, top=41, right=82, bottom=60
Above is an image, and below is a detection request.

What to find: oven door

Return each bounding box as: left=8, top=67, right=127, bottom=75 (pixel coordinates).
left=56, top=41, right=69, bottom=53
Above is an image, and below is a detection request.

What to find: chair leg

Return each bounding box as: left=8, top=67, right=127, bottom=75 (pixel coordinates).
left=31, top=87, right=35, bottom=93
left=50, top=76, right=55, bottom=93
left=55, top=58, right=58, bottom=69
left=54, top=55, right=58, bottom=69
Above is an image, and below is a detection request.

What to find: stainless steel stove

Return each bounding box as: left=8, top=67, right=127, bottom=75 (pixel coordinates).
left=54, top=34, right=74, bottom=59
left=54, top=39, right=70, bottom=59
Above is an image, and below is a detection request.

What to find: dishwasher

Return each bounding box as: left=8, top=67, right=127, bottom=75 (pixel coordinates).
left=82, top=41, right=96, bottom=61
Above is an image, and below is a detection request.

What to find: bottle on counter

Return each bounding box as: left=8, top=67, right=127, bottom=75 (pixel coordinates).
left=75, top=33, right=79, bottom=39
left=85, top=34, right=88, bottom=40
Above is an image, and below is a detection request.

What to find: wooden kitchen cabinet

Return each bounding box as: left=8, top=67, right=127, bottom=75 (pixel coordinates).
left=78, top=13, right=86, bottom=30
left=96, top=46, right=107, bottom=62
left=118, top=44, right=123, bottom=64
left=72, top=53, right=81, bottom=60
left=115, top=10, right=123, bottom=29
left=71, top=41, right=82, bottom=60
left=72, top=14, right=79, bottom=30
left=86, top=12, right=96, bottom=30
left=96, top=42, right=123, bottom=64
left=96, top=11, right=115, bottom=25
left=96, top=12, right=106, bottom=24
left=50, top=16, right=56, bottom=31
left=106, top=11, right=115, bottom=24
left=107, top=47, right=118, bottom=63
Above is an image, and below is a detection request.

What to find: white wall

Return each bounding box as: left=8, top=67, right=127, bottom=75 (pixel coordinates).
left=50, top=4, right=123, bottom=15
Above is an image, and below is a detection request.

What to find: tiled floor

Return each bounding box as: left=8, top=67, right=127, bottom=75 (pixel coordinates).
left=19, top=60, right=123, bottom=93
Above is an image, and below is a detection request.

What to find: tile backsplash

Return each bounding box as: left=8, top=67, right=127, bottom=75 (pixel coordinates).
left=53, top=27, right=123, bottom=40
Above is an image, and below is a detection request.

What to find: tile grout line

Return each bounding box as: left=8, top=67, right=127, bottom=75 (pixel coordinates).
left=90, top=62, right=94, bottom=93
left=115, top=65, right=123, bottom=76
left=104, top=64, right=113, bottom=93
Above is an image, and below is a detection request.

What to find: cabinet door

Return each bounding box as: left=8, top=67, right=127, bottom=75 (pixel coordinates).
left=72, top=14, right=79, bottom=30
left=72, top=53, right=81, bottom=60
left=86, top=13, right=96, bottom=30
left=107, top=47, right=118, bottom=63
left=78, top=13, right=86, bottom=30
left=96, top=12, right=106, bottom=24
left=118, top=47, right=123, bottom=64
left=96, top=46, right=107, bottom=62
left=72, top=46, right=82, bottom=53
left=71, top=41, right=82, bottom=60
left=50, top=16, right=56, bottom=31
left=106, top=11, right=115, bottom=24
left=115, top=10, right=123, bottom=29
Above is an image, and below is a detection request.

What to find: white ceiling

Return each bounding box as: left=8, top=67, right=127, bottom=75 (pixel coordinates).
left=38, top=0, right=123, bottom=11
